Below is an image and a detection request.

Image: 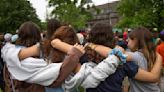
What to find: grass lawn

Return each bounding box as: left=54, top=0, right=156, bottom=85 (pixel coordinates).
left=79, top=87, right=84, bottom=92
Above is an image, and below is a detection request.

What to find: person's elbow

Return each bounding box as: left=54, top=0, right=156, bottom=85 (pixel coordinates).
left=150, top=75, right=160, bottom=82
left=144, top=74, right=160, bottom=83
left=51, top=39, right=61, bottom=48
left=18, top=50, right=24, bottom=60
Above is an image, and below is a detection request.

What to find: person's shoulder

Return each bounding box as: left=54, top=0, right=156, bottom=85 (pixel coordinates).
left=132, top=51, right=144, bottom=58
left=157, top=43, right=164, bottom=51
left=127, top=51, right=142, bottom=58
left=159, top=43, right=164, bottom=48
left=124, top=61, right=137, bottom=66
left=15, top=45, right=25, bottom=49
left=123, top=61, right=139, bottom=78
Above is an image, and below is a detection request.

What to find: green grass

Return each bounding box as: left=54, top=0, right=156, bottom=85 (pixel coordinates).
left=79, top=87, right=84, bottom=92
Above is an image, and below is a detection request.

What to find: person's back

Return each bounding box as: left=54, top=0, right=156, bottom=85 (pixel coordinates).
left=86, top=61, right=138, bottom=92
left=3, top=65, right=44, bottom=92
left=85, top=23, right=132, bottom=92
left=156, top=42, right=164, bottom=66
left=43, top=26, right=79, bottom=92
left=2, top=21, right=45, bottom=92
left=157, top=30, right=164, bottom=66
left=157, top=42, right=164, bottom=67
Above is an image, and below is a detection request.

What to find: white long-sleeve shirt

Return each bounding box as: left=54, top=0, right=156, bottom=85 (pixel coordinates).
left=1, top=43, right=62, bottom=86
left=64, top=55, right=120, bottom=92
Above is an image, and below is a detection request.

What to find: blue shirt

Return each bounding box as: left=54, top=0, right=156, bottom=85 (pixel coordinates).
left=45, top=87, right=64, bottom=92
left=86, top=61, right=139, bottom=92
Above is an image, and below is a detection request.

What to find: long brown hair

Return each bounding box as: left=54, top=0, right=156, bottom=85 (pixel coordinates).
left=86, top=23, right=115, bottom=63
left=41, top=19, right=61, bottom=58
left=128, top=27, right=156, bottom=71
left=16, top=21, right=41, bottom=47
left=46, top=18, right=61, bottom=39
left=43, top=26, right=79, bottom=63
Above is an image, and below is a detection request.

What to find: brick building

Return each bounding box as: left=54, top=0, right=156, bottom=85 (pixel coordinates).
left=87, top=1, right=120, bottom=27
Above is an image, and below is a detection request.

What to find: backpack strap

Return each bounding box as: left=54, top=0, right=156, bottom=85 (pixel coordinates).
left=3, top=64, right=16, bottom=92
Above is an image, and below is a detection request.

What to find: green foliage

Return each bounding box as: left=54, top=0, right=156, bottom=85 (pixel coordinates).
left=116, top=0, right=164, bottom=31
left=0, top=0, right=40, bottom=33
left=48, top=0, right=94, bottom=29
left=40, top=22, right=47, bottom=31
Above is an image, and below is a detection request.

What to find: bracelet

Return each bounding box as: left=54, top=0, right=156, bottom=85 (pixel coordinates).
left=85, top=42, right=98, bottom=50
left=35, top=42, right=40, bottom=48
left=89, top=43, right=97, bottom=50
left=93, top=44, right=98, bottom=50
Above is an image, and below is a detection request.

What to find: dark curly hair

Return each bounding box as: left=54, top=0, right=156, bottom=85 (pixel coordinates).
left=87, top=23, right=115, bottom=48
left=86, top=23, right=115, bottom=63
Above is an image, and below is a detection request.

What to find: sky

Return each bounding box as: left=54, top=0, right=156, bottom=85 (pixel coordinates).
left=28, top=0, right=119, bottom=21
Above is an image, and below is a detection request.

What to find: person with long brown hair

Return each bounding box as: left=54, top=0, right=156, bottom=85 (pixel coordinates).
left=2, top=21, right=44, bottom=92
left=43, top=26, right=79, bottom=63
left=126, top=27, right=161, bottom=92
left=81, top=27, right=162, bottom=92
left=18, top=18, right=61, bottom=60
left=40, top=25, right=81, bottom=92
left=1, top=21, right=84, bottom=92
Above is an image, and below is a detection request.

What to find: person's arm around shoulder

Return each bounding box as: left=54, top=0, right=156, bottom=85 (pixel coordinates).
left=50, top=45, right=84, bottom=87
left=134, top=52, right=162, bottom=82
left=86, top=43, right=112, bottom=57
left=18, top=43, right=40, bottom=60
left=51, top=39, right=73, bottom=53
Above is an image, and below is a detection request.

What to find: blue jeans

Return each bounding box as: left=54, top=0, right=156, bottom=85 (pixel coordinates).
left=45, top=87, right=64, bottom=92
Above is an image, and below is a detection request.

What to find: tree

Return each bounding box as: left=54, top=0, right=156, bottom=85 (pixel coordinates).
left=48, top=0, right=95, bottom=29
left=0, top=0, right=40, bottom=33
left=116, top=0, right=164, bottom=31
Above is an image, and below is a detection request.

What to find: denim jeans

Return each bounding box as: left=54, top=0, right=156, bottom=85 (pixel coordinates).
left=45, top=87, right=64, bottom=92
